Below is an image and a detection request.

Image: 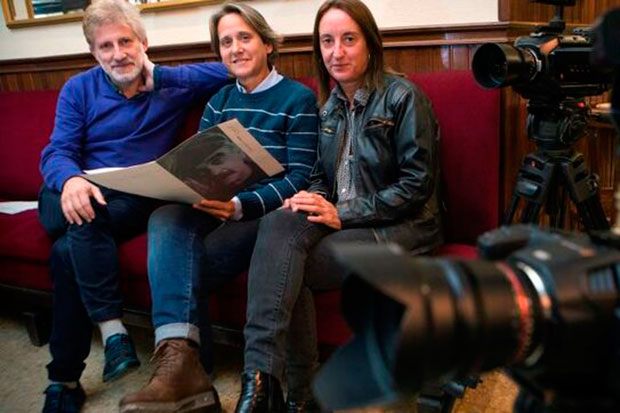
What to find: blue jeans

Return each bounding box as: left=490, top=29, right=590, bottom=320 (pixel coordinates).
left=243, top=209, right=376, bottom=399
left=38, top=186, right=157, bottom=381
left=148, top=204, right=259, bottom=369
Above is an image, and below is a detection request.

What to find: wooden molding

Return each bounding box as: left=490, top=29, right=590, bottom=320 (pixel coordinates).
left=0, top=22, right=523, bottom=74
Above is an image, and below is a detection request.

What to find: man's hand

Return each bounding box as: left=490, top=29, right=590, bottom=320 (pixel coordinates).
left=193, top=199, right=236, bottom=220
left=61, top=177, right=107, bottom=225
left=140, top=51, right=155, bottom=92
left=287, top=190, right=342, bottom=230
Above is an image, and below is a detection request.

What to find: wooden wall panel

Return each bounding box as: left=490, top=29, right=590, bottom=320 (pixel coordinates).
left=500, top=0, right=620, bottom=24
left=0, top=23, right=509, bottom=91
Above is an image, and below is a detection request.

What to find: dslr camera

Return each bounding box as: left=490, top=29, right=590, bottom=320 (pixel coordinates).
left=314, top=226, right=620, bottom=412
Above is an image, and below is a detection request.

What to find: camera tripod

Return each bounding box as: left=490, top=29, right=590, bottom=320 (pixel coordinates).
left=504, top=100, right=610, bottom=231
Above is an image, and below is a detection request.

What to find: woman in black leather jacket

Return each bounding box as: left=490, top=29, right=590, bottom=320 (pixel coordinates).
left=235, top=1, right=442, bottom=411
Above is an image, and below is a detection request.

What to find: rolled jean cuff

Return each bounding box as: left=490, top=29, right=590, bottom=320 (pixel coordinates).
left=155, top=323, right=200, bottom=346
left=89, top=308, right=123, bottom=324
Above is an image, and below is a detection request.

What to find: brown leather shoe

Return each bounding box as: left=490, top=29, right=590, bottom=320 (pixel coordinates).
left=119, top=339, right=221, bottom=413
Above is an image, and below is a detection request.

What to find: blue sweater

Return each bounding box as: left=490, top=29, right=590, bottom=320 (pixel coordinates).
left=199, top=78, right=319, bottom=220
left=40, top=63, right=229, bottom=192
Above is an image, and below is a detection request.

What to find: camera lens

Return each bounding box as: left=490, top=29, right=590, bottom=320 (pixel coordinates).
left=472, top=43, right=538, bottom=89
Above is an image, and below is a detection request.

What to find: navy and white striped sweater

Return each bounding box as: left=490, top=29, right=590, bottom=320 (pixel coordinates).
left=200, top=78, right=319, bottom=220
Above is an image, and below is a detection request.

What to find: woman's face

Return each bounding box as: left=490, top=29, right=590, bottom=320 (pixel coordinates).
left=217, top=12, right=273, bottom=92
left=318, top=8, right=369, bottom=90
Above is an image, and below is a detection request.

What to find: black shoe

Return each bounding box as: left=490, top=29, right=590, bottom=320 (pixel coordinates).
left=286, top=398, right=324, bottom=413
left=102, top=333, right=140, bottom=383
left=42, top=383, right=86, bottom=413
left=235, top=370, right=285, bottom=413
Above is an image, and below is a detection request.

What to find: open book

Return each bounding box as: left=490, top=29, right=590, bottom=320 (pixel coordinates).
left=83, top=119, right=284, bottom=204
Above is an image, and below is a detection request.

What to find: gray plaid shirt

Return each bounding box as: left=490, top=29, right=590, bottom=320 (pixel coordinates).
left=334, top=87, right=370, bottom=203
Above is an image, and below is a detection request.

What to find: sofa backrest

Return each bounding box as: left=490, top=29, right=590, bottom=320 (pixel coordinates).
left=0, top=72, right=500, bottom=245
left=0, top=90, right=59, bottom=200
left=408, top=72, right=500, bottom=245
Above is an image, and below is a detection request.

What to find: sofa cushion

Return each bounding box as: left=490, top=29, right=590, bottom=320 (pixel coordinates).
left=433, top=243, right=478, bottom=259
left=0, top=259, right=52, bottom=291
left=0, top=209, right=52, bottom=262
left=0, top=91, right=59, bottom=200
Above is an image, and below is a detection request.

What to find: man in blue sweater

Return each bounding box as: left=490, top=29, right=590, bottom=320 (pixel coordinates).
left=120, top=3, right=318, bottom=413
left=37, top=0, right=228, bottom=411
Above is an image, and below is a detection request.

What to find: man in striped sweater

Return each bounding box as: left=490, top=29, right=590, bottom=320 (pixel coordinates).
left=120, top=3, right=318, bottom=413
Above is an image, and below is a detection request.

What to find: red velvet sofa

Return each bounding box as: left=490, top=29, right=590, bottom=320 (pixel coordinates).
left=0, top=71, right=500, bottom=348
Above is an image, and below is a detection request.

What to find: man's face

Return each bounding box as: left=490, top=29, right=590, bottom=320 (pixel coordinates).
left=91, top=22, right=147, bottom=87
left=201, top=146, right=253, bottom=187
left=217, top=13, right=273, bottom=92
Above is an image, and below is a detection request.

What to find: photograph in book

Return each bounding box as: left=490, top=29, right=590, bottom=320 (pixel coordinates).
left=83, top=119, right=284, bottom=204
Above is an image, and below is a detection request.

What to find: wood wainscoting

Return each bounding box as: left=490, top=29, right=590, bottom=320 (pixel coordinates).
left=1, top=20, right=617, bottom=229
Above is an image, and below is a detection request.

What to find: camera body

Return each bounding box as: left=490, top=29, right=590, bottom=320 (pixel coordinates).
left=314, top=226, right=620, bottom=412
left=472, top=27, right=611, bottom=101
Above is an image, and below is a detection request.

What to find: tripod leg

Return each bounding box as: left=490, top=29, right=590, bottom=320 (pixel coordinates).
left=505, top=194, right=521, bottom=225
left=546, top=186, right=568, bottom=229
left=575, top=196, right=610, bottom=231
left=560, top=154, right=610, bottom=231
left=521, top=202, right=543, bottom=224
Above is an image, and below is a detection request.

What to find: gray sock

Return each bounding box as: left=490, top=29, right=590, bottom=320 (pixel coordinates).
left=98, top=319, right=128, bottom=346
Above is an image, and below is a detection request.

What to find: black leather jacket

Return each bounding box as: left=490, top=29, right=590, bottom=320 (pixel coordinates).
left=308, top=74, right=443, bottom=253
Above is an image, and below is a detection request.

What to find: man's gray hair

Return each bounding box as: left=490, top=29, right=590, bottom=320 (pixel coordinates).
left=83, top=0, right=147, bottom=49
left=209, top=2, right=281, bottom=66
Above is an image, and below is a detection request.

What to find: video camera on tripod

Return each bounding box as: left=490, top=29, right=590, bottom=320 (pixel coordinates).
left=472, top=0, right=617, bottom=231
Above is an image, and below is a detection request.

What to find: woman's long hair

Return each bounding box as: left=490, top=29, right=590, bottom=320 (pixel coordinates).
left=312, top=0, right=385, bottom=105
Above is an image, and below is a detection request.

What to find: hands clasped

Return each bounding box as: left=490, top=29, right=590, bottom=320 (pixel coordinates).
left=283, top=191, right=342, bottom=230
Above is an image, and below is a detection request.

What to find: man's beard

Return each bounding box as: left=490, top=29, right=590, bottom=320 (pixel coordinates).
left=106, top=60, right=143, bottom=87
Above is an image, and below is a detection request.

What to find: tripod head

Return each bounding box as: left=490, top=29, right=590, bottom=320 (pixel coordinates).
left=525, top=98, right=590, bottom=151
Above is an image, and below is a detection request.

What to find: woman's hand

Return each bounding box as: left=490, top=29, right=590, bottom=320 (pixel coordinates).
left=286, top=191, right=342, bottom=230
left=193, top=199, right=236, bottom=220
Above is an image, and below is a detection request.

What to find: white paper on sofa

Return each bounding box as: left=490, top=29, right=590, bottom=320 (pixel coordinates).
left=83, top=119, right=284, bottom=204
left=0, top=201, right=38, bottom=215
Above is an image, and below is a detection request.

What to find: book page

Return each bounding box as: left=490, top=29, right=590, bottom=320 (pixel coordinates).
left=83, top=162, right=203, bottom=204
left=81, top=119, right=284, bottom=203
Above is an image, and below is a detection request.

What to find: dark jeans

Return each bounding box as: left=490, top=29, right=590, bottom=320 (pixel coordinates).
left=38, top=186, right=157, bottom=381
left=243, top=209, right=376, bottom=399
left=147, top=204, right=260, bottom=372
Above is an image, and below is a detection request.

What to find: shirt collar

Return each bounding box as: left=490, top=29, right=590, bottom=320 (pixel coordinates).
left=236, top=67, right=283, bottom=94
left=333, top=85, right=370, bottom=108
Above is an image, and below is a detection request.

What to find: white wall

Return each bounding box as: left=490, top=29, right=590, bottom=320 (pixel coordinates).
left=0, top=0, right=498, bottom=60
